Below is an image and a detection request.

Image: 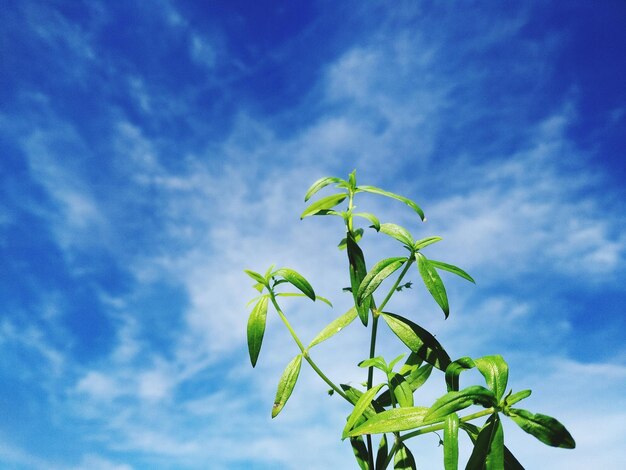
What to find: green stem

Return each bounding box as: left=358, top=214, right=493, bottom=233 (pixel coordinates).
left=381, top=408, right=496, bottom=469
left=378, top=257, right=414, bottom=312
left=268, top=293, right=350, bottom=403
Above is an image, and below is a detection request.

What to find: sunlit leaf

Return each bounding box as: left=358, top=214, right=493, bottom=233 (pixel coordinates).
left=358, top=185, right=425, bottom=220
left=394, top=443, right=417, bottom=470
left=357, top=257, right=407, bottom=306
left=348, top=406, right=432, bottom=436
left=304, top=176, right=344, bottom=201
left=382, top=312, right=451, bottom=370
left=359, top=356, right=389, bottom=373
left=354, top=212, right=381, bottom=231
left=379, top=223, right=414, bottom=247
left=399, top=352, right=423, bottom=376
left=443, top=413, right=459, bottom=470
left=343, top=384, right=385, bottom=439
left=301, top=193, right=347, bottom=218
left=388, top=353, right=406, bottom=371
left=507, top=408, right=575, bottom=448
left=416, top=253, right=449, bottom=318
left=276, top=292, right=332, bottom=307
left=376, top=364, right=431, bottom=407
left=413, top=236, right=442, bottom=251
left=272, top=354, right=302, bottom=418
left=504, top=389, right=532, bottom=407
left=244, top=269, right=267, bottom=286
left=390, top=373, right=414, bottom=407
left=474, top=355, right=509, bottom=401
left=424, top=386, right=496, bottom=422
left=429, top=259, right=475, bottom=284
left=307, top=307, right=357, bottom=349
left=247, top=296, right=269, bottom=367
left=273, top=268, right=316, bottom=301
left=348, top=169, right=357, bottom=190
left=445, top=357, right=475, bottom=392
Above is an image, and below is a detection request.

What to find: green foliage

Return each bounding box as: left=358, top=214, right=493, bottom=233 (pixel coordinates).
left=244, top=170, right=575, bottom=468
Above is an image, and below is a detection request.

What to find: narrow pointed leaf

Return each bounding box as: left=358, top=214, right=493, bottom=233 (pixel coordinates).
left=445, top=357, right=476, bottom=392
left=507, top=408, right=575, bottom=448
left=350, top=436, right=370, bottom=470
left=348, top=406, right=432, bottom=436
left=348, top=169, right=357, bottom=190
left=301, top=193, right=347, bottom=218
left=339, top=228, right=364, bottom=250
left=273, top=268, right=316, bottom=301
left=304, top=176, right=344, bottom=201
left=413, top=236, right=442, bottom=251
left=354, top=212, right=381, bottom=231
left=276, top=293, right=332, bottom=307
left=247, top=296, right=269, bottom=367
left=358, top=185, right=425, bottom=220
left=244, top=269, right=267, bottom=286
left=343, top=384, right=384, bottom=439
left=390, top=373, right=414, bottom=407
left=357, top=257, right=407, bottom=306
left=462, top=423, right=524, bottom=470
left=504, top=389, right=531, bottom=407
left=307, top=307, right=357, bottom=349
left=394, top=443, right=417, bottom=470
left=474, top=355, right=509, bottom=401
left=382, top=312, right=451, bottom=370
left=271, top=354, right=302, bottom=418
left=359, top=356, right=389, bottom=373
left=347, top=233, right=370, bottom=325
left=416, top=253, right=449, bottom=318
left=376, top=364, right=432, bottom=407
left=466, top=414, right=503, bottom=470
left=444, top=413, right=460, bottom=470
left=425, top=386, right=496, bottom=422
left=379, top=223, right=414, bottom=246
left=399, top=352, right=424, bottom=376
left=375, top=434, right=388, bottom=470
left=388, top=353, right=406, bottom=371
left=429, top=260, right=476, bottom=283
left=341, top=384, right=385, bottom=416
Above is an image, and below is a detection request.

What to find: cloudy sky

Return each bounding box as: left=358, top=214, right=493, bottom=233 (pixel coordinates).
left=1, top=1, right=625, bottom=469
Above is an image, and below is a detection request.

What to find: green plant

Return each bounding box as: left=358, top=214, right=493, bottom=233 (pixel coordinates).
left=244, top=170, right=575, bottom=469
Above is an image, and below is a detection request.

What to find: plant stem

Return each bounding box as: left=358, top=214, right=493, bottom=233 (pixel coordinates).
left=378, top=257, right=414, bottom=312
left=268, top=293, right=351, bottom=403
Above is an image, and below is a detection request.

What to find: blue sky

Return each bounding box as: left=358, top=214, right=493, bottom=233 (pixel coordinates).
left=1, top=1, right=625, bottom=469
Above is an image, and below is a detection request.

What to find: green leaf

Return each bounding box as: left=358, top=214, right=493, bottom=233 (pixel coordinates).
left=272, top=268, right=316, bottom=301
left=507, top=408, right=575, bottom=448
left=504, top=389, right=532, bottom=407
left=244, top=269, right=267, bottom=286
left=390, top=373, right=414, bottom=408
left=307, top=307, right=357, bottom=349
left=347, top=233, right=370, bottom=325
left=382, top=312, right=451, bottom=370
left=339, top=228, right=364, bottom=250
left=357, top=257, right=407, bottom=306
left=276, top=292, right=333, bottom=307
left=358, top=185, right=425, bottom=220
left=445, top=357, right=475, bottom=392
left=379, top=223, right=414, bottom=247
left=354, top=212, right=381, bottom=231
left=301, top=193, right=348, bottom=218
left=388, top=353, right=406, bottom=371
left=462, top=423, right=524, bottom=470
left=413, top=236, right=442, bottom=251
left=271, top=354, right=302, bottom=418
left=350, top=436, right=370, bottom=470
left=343, top=384, right=385, bottom=439
left=304, top=176, right=344, bottom=201
left=247, top=296, right=269, bottom=367
left=429, top=260, right=476, bottom=284
left=443, top=413, right=459, bottom=470
left=348, top=169, right=357, bottom=190
left=376, top=364, right=432, bottom=407
left=416, top=253, right=449, bottom=318
left=375, top=434, right=388, bottom=470
left=399, top=352, right=424, bottom=376
left=474, top=355, right=509, bottom=401
left=359, top=356, right=389, bottom=373
left=424, top=386, right=497, bottom=422
left=394, top=443, right=417, bottom=470
left=348, top=406, right=432, bottom=436
left=466, top=414, right=504, bottom=470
